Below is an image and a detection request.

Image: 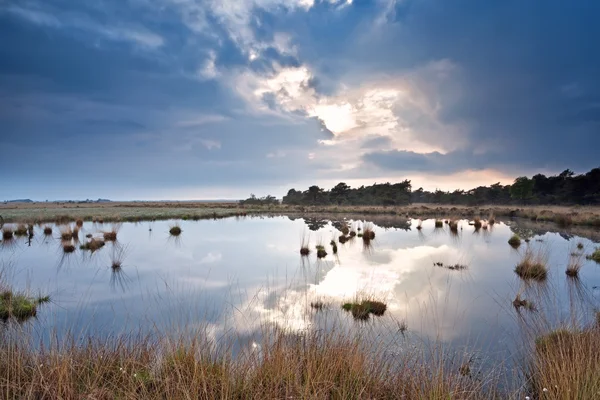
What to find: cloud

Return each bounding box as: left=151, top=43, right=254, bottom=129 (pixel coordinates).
left=177, top=114, right=228, bottom=127
left=4, top=4, right=164, bottom=49
left=199, top=252, right=223, bottom=264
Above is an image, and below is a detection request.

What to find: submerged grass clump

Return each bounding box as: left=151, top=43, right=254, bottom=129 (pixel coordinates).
left=566, top=251, right=584, bottom=277
left=60, top=227, right=73, bottom=241
left=316, top=245, right=327, bottom=258
left=80, top=238, right=105, bottom=252
left=473, top=216, right=482, bottom=229
left=515, top=247, right=548, bottom=281
left=14, top=224, right=28, bottom=237
left=0, top=290, right=49, bottom=321
left=435, top=220, right=443, bottom=228
left=2, top=227, right=14, bottom=240
left=434, top=262, right=467, bottom=271
left=508, top=234, right=521, bottom=248
left=586, top=248, right=600, bottom=263
left=169, top=224, right=182, bottom=236
left=362, top=223, right=376, bottom=243
left=43, top=226, right=52, bottom=236
left=62, top=241, right=75, bottom=253
left=341, top=299, right=387, bottom=320
left=512, top=294, right=536, bottom=312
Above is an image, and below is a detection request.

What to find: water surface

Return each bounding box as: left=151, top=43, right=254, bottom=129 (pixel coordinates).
left=1, top=216, right=599, bottom=364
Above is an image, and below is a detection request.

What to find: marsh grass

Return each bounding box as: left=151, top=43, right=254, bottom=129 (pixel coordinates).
left=515, top=247, right=548, bottom=281
left=566, top=250, right=584, bottom=277
left=472, top=216, right=482, bottom=229
left=14, top=224, right=28, bottom=237
left=2, top=226, right=14, bottom=240
left=508, top=234, right=522, bottom=248
left=300, top=235, right=310, bottom=256
left=43, top=226, right=52, bottom=236
left=528, top=328, right=600, bottom=399
left=449, top=220, right=459, bottom=233
left=60, top=226, right=73, bottom=241
left=576, top=242, right=584, bottom=250
left=80, top=238, right=105, bottom=252
left=512, top=294, right=536, bottom=312
left=62, top=241, right=75, bottom=254
left=75, top=218, right=83, bottom=227
left=341, top=298, right=388, bottom=320
left=435, top=219, right=443, bottom=228
left=0, top=324, right=500, bottom=400
left=169, top=224, right=182, bottom=236
left=416, top=219, right=423, bottom=230
left=435, top=262, right=468, bottom=271
left=315, top=244, right=327, bottom=258
left=362, top=223, right=375, bottom=244
left=586, top=248, right=600, bottom=263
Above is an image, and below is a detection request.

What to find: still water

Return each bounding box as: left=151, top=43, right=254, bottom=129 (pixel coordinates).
left=1, top=216, right=599, bottom=360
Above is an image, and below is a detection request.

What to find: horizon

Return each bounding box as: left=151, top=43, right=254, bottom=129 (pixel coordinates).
left=2, top=1, right=599, bottom=199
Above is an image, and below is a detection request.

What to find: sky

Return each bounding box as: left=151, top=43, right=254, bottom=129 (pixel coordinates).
left=1, top=0, right=599, bottom=200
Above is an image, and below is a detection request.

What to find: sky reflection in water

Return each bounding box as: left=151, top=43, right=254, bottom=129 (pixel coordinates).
left=1, top=216, right=599, bottom=358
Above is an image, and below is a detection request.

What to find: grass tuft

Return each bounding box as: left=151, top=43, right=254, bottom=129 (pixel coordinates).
left=508, top=234, right=521, bottom=248
left=341, top=299, right=387, bottom=320
left=435, top=220, right=443, bottom=228
left=14, top=224, right=28, bottom=236
left=512, top=294, right=536, bottom=311
left=515, top=247, right=548, bottom=281
left=0, top=290, right=42, bottom=321
left=169, top=224, right=182, bottom=236
left=43, top=226, right=52, bottom=235
left=2, top=227, right=14, bottom=240
left=62, top=242, right=75, bottom=253
left=586, top=248, right=600, bottom=263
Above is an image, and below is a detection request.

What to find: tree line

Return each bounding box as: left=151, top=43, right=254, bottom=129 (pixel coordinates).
left=239, top=167, right=600, bottom=206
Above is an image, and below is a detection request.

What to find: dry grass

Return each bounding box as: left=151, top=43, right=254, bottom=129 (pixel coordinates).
left=435, top=219, right=443, bottom=228
left=566, top=251, right=584, bottom=277
left=515, top=247, right=548, bottom=281
left=60, top=226, right=73, bottom=241
left=103, top=231, right=118, bottom=241
left=14, top=224, right=28, bottom=236
left=529, top=328, right=600, bottom=399
left=0, top=326, right=498, bottom=400
left=362, top=223, right=376, bottom=244
left=512, top=294, right=536, bottom=312
left=43, top=226, right=52, bottom=236
left=80, top=238, right=105, bottom=252
left=472, top=216, right=482, bottom=229
left=3, top=202, right=600, bottom=228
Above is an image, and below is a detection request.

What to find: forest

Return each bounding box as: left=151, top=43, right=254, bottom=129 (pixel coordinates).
left=241, top=168, right=600, bottom=206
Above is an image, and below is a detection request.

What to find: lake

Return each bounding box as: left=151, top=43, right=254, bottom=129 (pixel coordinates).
left=1, top=216, right=599, bottom=367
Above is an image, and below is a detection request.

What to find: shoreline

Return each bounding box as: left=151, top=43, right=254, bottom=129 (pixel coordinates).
left=2, top=202, right=600, bottom=228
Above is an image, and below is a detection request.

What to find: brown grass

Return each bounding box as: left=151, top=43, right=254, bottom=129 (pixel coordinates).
left=566, top=251, right=584, bottom=277
left=0, top=327, right=498, bottom=400
left=529, top=328, right=600, bottom=399
left=515, top=247, right=548, bottom=281
left=62, top=241, right=75, bottom=253
left=43, top=226, right=52, bottom=236
left=2, top=227, right=13, bottom=240
left=14, top=224, right=28, bottom=236
left=60, top=227, right=74, bottom=241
